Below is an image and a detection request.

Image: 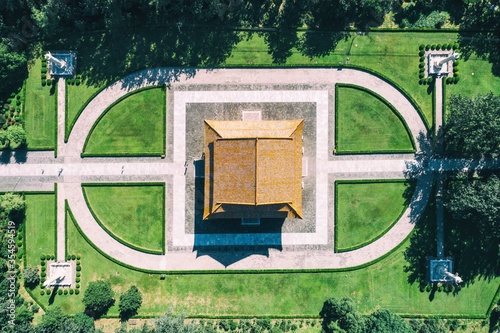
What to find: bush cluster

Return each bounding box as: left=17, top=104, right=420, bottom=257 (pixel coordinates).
left=417, top=43, right=461, bottom=85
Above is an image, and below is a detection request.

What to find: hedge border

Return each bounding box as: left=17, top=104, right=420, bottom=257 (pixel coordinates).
left=81, top=183, right=166, bottom=255
left=65, top=82, right=107, bottom=143
left=54, top=183, right=58, bottom=259
left=334, top=179, right=410, bottom=253
left=334, top=83, right=416, bottom=155
left=53, top=80, right=58, bottom=158
left=80, top=85, right=166, bottom=158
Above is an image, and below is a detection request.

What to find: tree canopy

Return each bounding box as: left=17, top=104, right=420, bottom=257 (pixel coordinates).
left=119, top=285, right=143, bottom=320
left=82, top=280, right=115, bottom=318
left=444, top=93, right=500, bottom=158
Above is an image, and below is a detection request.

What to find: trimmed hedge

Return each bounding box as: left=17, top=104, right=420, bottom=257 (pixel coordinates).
left=80, top=85, right=166, bottom=157
left=334, top=83, right=416, bottom=155
left=81, top=182, right=166, bottom=255
left=334, top=180, right=413, bottom=251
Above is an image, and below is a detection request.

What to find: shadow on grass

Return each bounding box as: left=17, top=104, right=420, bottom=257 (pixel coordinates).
left=192, top=178, right=284, bottom=267
left=45, top=27, right=242, bottom=89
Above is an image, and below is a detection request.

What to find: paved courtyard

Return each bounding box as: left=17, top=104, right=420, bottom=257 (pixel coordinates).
left=2, top=68, right=497, bottom=271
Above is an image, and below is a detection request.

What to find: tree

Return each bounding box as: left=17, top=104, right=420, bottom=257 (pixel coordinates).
left=445, top=174, right=500, bottom=280
left=5, top=125, right=26, bottom=149
left=83, top=280, right=115, bottom=318
left=37, top=306, right=69, bottom=333
left=444, top=93, right=500, bottom=158
left=119, top=285, right=142, bottom=320
left=0, top=192, right=25, bottom=216
left=0, top=42, right=27, bottom=100
left=320, top=297, right=364, bottom=333
left=0, top=130, right=8, bottom=149
left=459, top=0, right=500, bottom=75
left=154, top=310, right=204, bottom=333
left=22, top=266, right=39, bottom=288
left=58, top=313, right=97, bottom=333
left=362, top=309, right=413, bottom=333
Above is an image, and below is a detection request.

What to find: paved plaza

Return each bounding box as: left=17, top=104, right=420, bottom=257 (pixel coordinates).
left=1, top=68, right=499, bottom=271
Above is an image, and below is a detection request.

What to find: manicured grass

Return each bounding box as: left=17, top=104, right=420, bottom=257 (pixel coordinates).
left=336, top=86, right=415, bottom=153
left=65, top=80, right=104, bottom=141
left=24, top=59, right=57, bottom=149
left=82, top=184, right=165, bottom=254
left=82, top=87, right=166, bottom=156
left=24, top=193, right=56, bottom=267
left=26, top=198, right=494, bottom=318
left=335, top=181, right=408, bottom=252
left=444, top=56, right=500, bottom=118
left=227, top=32, right=460, bottom=128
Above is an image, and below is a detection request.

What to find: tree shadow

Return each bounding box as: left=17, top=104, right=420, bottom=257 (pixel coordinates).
left=0, top=149, right=12, bottom=164
left=45, top=26, right=242, bottom=89
left=84, top=299, right=115, bottom=319
left=13, top=149, right=27, bottom=163
left=192, top=178, right=284, bottom=267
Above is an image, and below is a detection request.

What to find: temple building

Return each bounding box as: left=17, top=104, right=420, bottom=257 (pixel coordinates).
left=203, top=119, right=304, bottom=220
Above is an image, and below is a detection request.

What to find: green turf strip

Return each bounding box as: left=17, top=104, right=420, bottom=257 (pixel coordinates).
left=335, top=181, right=408, bottom=252
left=65, top=80, right=104, bottom=141
left=83, top=87, right=165, bottom=156
left=336, top=86, right=414, bottom=153
left=24, top=193, right=56, bottom=266
left=24, top=59, right=57, bottom=149
left=82, top=184, right=165, bottom=254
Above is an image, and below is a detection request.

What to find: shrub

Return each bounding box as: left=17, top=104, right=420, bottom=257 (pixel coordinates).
left=70, top=289, right=74, bottom=295
left=420, top=56, right=425, bottom=62
left=41, top=81, right=46, bottom=87
left=15, top=95, right=21, bottom=100
left=419, top=63, right=425, bottom=69
left=46, top=79, right=52, bottom=86
left=419, top=50, right=425, bottom=57
left=63, top=289, right=68, bottom=295
left=40, top=290, right=45, bottom=296
left=76, top=265, right=81, bottom=271
left=76, top=278, right=80, bottom=283
left=41, top=266, right=46, bottom=272
left=41, top=272, right=46, bottom=278
left=76, top=284, right=80, bottom=289
left=41, top=261, right=46, bottom=266
left=75, top=289, right=80, bottom=295
left=75, top=79, right=81, bottom=86
left=419, top=79, right=425, bottom=85
left=419, top=44, right=425, bottom=50
left=76, top=260, right=80, bottom=265
left=71, top=254, right=76, bottom=260
left=16, top=100, right=21, bottom=106
left=454, top=76, right=460, bottom=83
left=427, top=77, right=434, bottom=84
left=46, top=290, right=51, bottom=295
left=447, top=43, right=453, bottom=50
left=77, top=255, right=81, bottom=260
left=58, top=289, right=63, bottom=295
left=41, top=68, right=47, bottom=74
left=453, top=71, right=459, bottom=76
left=431, top=44, right=436, bottom=50
left=425, top=44, right=430, bottom=51
left=76, top=272, right=81, bottom=277
left=436, top=44, right=442, bottom=50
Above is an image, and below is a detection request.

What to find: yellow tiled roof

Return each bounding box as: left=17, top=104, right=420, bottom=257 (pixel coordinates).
left=203, top=119, right=303, bottom=220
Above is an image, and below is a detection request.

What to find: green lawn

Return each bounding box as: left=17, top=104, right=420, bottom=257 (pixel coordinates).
left=25, top=194, right=498, bottom=318
left=227, top=32, right=460, bottom=128
left=24, top=59, right=57, bottom=149
left=335, top=181, right=408, bottom=252
left=24, top=193, right=56, bottom=267
left=82, top=184, right=165, bottom=254
left=82, top=87, right=165, bottom=156
left=65, top=80, right=104, bottom=141
left=444, top=56, right=500, bottom=118
left=336, top=86, right=415, bottom=153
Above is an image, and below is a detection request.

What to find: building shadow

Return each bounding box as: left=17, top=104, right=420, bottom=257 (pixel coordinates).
left=192, top=177, right=284, bottom=267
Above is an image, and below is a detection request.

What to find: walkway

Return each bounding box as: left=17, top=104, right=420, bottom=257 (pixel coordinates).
left=5, top=67, right=498, bottom=271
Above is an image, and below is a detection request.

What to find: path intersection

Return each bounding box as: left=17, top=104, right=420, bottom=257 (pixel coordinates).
left=1, top=68, right=498, bottom=271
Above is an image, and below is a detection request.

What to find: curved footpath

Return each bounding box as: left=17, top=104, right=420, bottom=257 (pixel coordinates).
left=9, top=67, right=497, bottom=270
left=56, top=67, right=430, bottom=270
